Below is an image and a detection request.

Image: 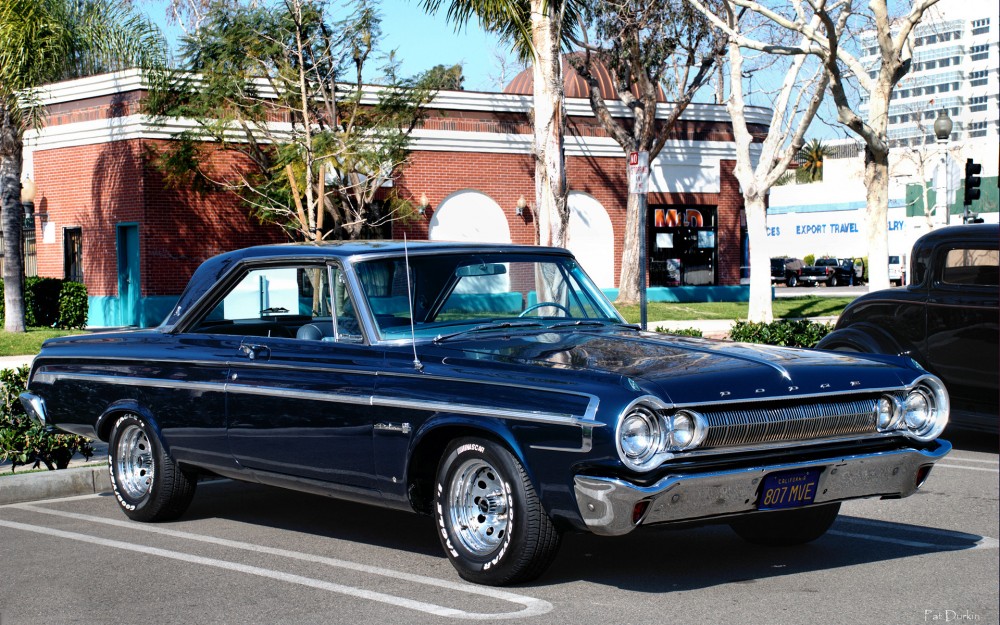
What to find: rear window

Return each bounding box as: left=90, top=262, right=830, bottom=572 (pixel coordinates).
left=941, top=248, right=999, bottom=287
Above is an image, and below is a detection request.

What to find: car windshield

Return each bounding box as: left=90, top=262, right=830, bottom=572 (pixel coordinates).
left=352, top=252, right=624, bottom=341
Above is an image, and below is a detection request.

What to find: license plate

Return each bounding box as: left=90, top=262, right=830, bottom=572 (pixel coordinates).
left=758, top=468, right=821, bottom=510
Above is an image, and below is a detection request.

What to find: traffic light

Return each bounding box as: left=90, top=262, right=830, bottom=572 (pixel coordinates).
left=963, top=158, right=982, bottom=206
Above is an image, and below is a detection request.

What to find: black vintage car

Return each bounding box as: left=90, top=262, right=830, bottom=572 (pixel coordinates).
left=21, top=242, right=951, bottom=585
left=818, top=224, right=998, bottom=433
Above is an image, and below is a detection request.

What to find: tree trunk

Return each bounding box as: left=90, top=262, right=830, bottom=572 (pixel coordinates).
left=744, top=194, right=773, bottom=323
left=0, top=106, right=26, bottom=333
left=530, top=0, right=567, bottom=248
left=864, top=146, right=891, bottom=292
left=615, top=191, right=643, bottom=305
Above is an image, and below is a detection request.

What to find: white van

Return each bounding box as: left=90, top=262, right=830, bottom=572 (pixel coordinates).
left=888, top=255, right=905, bottom=286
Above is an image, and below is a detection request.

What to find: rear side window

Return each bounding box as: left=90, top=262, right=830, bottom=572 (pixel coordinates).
left=941, top=248, right=999, bottom=286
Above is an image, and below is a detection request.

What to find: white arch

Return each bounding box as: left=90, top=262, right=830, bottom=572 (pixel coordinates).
left=566, top=191, right=615, bottom=288
left=428, top=190, right=511, bottom=244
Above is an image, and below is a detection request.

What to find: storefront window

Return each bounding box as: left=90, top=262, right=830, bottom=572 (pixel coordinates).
left=649, top=206, right=717, bottom=286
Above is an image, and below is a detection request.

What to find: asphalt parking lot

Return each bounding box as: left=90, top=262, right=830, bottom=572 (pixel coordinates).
left=0, top=429, right=996, bottom=625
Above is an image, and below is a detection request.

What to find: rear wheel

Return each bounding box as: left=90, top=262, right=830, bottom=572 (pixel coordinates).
left=109, top=414, right=196, bottom=522
left=828, top=274, right=839, bottom=287
left=434, top=438, right=561, bottom=585
left=729, top=502, right=840, bottom=546
left=786, top=274, right=798, bottom=288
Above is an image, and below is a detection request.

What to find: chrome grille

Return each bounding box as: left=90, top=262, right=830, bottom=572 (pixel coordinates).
left=698, top=398, right=880, bottom=449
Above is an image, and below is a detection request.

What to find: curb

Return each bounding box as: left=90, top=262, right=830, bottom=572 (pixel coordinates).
left=0, top=465, right=110, bottom=505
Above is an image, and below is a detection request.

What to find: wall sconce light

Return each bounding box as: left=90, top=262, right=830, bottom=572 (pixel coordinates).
left=417, top=192, right=430, bottom=216
left=21, top=178, right=37, bottom=229
left=515, top=195, right=529, bottom=217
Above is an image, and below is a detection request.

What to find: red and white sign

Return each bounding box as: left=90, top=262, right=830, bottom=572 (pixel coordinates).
left=628, top=151, right=649, bottom=194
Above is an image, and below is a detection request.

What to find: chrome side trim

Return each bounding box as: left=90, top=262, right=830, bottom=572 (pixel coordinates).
left=573, top=439, right=951, bottom=536
left=32, top=371, right=603, bottom=430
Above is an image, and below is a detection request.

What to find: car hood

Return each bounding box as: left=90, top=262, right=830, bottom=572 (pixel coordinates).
left=434, top=328, right=915, bottom=406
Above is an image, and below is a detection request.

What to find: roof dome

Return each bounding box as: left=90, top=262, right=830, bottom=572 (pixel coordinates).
left=503, top=53, right=667, bottom=102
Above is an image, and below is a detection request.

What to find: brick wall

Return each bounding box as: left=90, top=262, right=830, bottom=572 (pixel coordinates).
left=32, top=139, right=285, bottom=298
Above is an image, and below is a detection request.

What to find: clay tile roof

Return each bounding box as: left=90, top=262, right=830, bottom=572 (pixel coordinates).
left=503, top=52, right=667, bottom=102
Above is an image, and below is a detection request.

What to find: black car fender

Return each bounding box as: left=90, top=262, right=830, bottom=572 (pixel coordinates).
left=816, top=323, right=908, bottom=357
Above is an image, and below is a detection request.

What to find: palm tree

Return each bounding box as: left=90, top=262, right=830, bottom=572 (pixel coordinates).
left=797, top=139, right=831, bottom=183
left=0, top=0, right=165, bottom=332
left=420, top=0, right=576, bottom=249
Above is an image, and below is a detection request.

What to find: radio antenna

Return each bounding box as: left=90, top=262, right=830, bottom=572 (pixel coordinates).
left=403, top=234, right=423, bottom=372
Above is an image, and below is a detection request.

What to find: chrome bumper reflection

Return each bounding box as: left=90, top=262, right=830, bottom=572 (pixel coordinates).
left=19, top=392, right=48, bottom=426
left=574, top=440, right=951, bottom=536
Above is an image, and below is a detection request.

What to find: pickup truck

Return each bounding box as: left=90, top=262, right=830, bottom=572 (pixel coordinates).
left=799, top=257, right=863, bottom=287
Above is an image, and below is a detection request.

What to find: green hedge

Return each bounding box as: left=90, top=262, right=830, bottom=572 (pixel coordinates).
left=729, top=319, right=833, bottom=348
left=0, top=278, right=88, bottom=329
left=0, top=366, right=94, bottom=472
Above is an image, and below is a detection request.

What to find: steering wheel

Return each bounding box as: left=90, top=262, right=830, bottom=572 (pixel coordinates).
left=518, top=301, right=571, bottom=317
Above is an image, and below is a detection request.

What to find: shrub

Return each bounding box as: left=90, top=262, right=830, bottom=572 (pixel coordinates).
left=655, top=327, right=704, bottom=338
left=0, top=278, right=88, bottom=329
left=25, top=277, right=64, bottom=327
left=57, top=282, right=89, bottom=329
left=729, top=319, right=833, bottom=348
left=0, top=366, right=94, bottom=472
left=803, top=254, right=816, bottom=267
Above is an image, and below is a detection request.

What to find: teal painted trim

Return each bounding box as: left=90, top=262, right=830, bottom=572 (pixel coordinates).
left=768, top=197, right=907, bottom=215
left=88, top=295, right=178, bottom=328
left=602, top=286, right=759, bottom=303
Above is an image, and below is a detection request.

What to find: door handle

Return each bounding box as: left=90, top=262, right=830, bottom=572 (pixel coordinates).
left=239, top=343, right=270, bottom=361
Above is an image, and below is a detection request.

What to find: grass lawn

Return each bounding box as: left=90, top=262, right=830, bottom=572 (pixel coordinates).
left=0, top=328, right=85, bottom=357
left=615, top=296, right=855, bottom=325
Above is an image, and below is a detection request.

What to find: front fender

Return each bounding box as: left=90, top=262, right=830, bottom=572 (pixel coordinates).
left=816, top=323, right=909, bottom=357
left=96, top=400, right=165, bottom=450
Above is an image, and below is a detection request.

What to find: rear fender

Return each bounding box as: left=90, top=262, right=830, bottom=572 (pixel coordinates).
left=96, top=400, right=166, bottom=452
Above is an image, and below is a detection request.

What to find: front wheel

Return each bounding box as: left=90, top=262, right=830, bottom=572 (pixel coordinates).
left=434, top=438, right=561, bottom=585
left=729, top=502, right=840, bottom=546
left=109, top=413, right=196, bottom=522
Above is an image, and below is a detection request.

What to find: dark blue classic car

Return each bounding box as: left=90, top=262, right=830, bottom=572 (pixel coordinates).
left=21, top=242, right=951, bottom=585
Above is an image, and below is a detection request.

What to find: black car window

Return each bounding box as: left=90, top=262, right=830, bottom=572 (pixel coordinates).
left=941, top=248, right=999, bottom=287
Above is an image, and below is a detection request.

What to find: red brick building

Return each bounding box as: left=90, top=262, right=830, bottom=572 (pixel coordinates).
left=22, top=69, right=769, bottom=327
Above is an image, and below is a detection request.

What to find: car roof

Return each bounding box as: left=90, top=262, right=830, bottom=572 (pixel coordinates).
left=160, top=241, right=570, bottom=330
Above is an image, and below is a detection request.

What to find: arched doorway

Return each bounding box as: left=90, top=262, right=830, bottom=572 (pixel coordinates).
left=566, top=191, right=615, bottom=288
left=428, top=190, right=511, bottom=244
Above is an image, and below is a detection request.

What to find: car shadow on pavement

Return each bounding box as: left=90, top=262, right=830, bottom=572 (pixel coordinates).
left=175, top=480, right=989, bottom=591
left=181, top=480, right=443, bottom=558
left=544, top=515, right=990, bottom=591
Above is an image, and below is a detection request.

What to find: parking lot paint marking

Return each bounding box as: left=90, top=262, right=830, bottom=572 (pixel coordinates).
left=6, top=503, right=552, bottom=620
left=830, top=518, right=999, bottom=551
left=941, top=457, right=999, bottom=465
left=936, top=464, right=1000, bottom=473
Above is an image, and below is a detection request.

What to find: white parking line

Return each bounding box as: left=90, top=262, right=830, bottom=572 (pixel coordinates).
left=2, top=503, right=552, bottom=620
left=936, top=464, right=1000, bottom=473
left=942, top=457, right=999, bottom=465
left=831, top=518, right=999, bottom=551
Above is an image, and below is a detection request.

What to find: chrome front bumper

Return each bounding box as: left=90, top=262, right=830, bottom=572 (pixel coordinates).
left=573, top=440, right=951, bottom=536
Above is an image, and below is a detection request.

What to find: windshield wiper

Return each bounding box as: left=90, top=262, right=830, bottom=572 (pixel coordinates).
left=433, top=320, right=543, bottom=344
left=549, top=320, right=609, bottom=329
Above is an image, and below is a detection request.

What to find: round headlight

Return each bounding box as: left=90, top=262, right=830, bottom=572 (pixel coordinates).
left=666, top=410, right=707, bottom=450
left=875, top=395, right=901, bottom=431
left=902, top=376, right=949, bottom=441
left=620, top=408, right=660, bottom=463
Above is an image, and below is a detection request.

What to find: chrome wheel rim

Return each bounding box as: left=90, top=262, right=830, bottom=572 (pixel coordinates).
left=448, top=459, right=510, bottom=556
left=115, top=424, right=154, bottom=499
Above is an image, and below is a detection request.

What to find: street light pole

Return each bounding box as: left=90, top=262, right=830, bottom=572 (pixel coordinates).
left=933, top=109, right=953, bottom=226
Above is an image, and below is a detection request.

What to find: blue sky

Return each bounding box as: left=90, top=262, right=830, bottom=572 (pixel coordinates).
left=145, top=0, right=515, bottom=91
